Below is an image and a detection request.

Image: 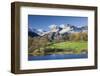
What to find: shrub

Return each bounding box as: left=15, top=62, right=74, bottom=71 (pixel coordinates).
left=39, top=36, right=49, bottom=48
left=68, top=32, right=88, bottom=41
left=82, top=32, right=88, bottom=41
left=69, top=33, right=81, bottom=41
left=62, top=34, right=70, bottom=41
left=32, top=37, right=41, bottom=49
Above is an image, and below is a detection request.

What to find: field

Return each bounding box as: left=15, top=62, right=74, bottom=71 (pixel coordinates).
left=49, top=41, right=87, bottom=51
left=29, top=40, right=88, bottom=56
left=46, top=41, right=87, bottom=54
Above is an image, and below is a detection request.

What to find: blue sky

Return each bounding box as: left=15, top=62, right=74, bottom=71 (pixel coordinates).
left=28, top=15, right=88, bottom=31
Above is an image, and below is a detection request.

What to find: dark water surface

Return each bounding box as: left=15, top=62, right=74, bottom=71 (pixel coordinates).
left=28, top=54, right=88, bottom=61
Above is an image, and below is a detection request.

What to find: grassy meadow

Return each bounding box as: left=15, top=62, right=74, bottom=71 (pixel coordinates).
left=46, top=41, right=87, bottom=54
left=28, top=32, right=88, bottom=56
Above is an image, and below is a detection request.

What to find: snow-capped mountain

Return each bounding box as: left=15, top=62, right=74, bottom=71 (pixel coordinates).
left=37, top=29, right=50, bottom=36
left=28, top=27, right=41, bottom=35
left=49, top=24, right=87, bottom=34
left=28, top=24, right=88, bottom=37
left=59, top=24, right=73, bottom=34
left=63, top=24, right=88, bottom=33
left=28, top=27, right=50, bottom=37
left=47, top=24, right=88, bottom=41
left=28, top=27, right=39, bottom=37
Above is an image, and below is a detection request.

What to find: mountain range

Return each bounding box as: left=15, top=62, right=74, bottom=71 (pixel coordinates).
left=28, top=24, right=88, bottom=37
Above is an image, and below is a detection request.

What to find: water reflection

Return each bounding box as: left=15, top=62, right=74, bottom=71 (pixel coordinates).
left=28, top=54, right=88, bottom=61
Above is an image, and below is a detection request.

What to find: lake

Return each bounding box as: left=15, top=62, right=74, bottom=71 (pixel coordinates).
left=28, top=54, right=88, bottom=61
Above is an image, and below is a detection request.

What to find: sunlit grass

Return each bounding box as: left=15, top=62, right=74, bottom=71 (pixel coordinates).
left=48, top=41, right=87, bottom=53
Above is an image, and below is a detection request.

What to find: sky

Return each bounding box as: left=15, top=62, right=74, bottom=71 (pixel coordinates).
left=28, top=15, right=88, bottom=31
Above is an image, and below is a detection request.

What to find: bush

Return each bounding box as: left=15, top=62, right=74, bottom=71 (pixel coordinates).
left=28, top=36, right=50, bottom=55
left=69, top=33, right=81, bottom=41
left=39, top=36, right=49, bottom=48
left=68, top=32, right=88, bottom=41
left=62, top=34, right=70, bottom=41
left=82, top=32, right=88, bottom=41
